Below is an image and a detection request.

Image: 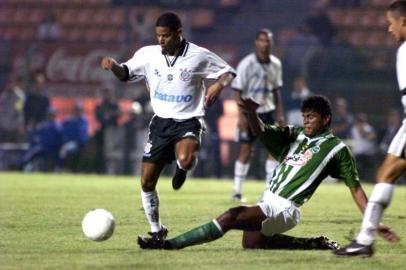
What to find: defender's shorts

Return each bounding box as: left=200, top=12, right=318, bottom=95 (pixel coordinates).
left=257, top=189, right=301, bottom=236
left=387, top=120, right=406, bottom=158
left=237, top=111, right=275, bottom=143
left=142, top=115, right=203, bottom=163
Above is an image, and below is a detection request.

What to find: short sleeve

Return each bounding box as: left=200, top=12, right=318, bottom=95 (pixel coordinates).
left=270, top=57, right=283, bottom=90
left=202, top=50, right=236, bottom=80
left=273, top=62, right=283, bottom=89
left=231, top=60, right=247, bottom=92
left=328, top=146, right=360, bottom=187
left=397, top=44, right=406, bottom=90
left=122, top=48, right=146, bottom=82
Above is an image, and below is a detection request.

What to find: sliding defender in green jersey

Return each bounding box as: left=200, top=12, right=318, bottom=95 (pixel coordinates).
left=138, top=95, right=398, bottom=250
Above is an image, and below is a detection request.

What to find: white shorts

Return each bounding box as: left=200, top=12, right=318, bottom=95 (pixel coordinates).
left=387, top=120, right=406, bottom=158
left=257, top=189, right=301, bottom=236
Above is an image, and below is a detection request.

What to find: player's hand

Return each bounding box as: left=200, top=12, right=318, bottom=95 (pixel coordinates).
left=377, top=223, right=400, bottom=243
left=205, top=83, right=222, bottom=107
left=276, top=115, right=285, bottom=126
left=101, top=57, right=118, bottom=70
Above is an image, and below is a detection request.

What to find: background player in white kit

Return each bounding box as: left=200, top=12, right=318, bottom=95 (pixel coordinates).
left=101, top=12, right=235, bottom=245
left=231, top=29, right=284, bottom=202
left=335, top=1, right=406, bottom=257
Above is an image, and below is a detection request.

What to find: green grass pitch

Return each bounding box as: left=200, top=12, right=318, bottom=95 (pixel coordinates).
left=1, top=172, right=405, bottom=270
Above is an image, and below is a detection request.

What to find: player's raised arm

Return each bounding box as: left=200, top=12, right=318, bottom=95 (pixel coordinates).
left=238, top=97, right=264, bottom=136
left=100, top=57, right=127, bottom=81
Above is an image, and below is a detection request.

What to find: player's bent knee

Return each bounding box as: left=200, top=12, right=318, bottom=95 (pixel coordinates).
left=225, top=206, right=246, bottom=222
left=177, top=155, right=197, bottom=171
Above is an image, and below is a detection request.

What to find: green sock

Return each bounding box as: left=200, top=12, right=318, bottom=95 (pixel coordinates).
left=166, top=220, right=224, bottom=249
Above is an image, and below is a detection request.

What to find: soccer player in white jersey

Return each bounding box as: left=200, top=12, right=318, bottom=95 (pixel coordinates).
left=138, top=95, right=396, bottom=250
left=101, top=12, right=235, bottom=245
left=231, top=29, right=284, bottom=202
left=335, top=1, right=406, bottom=257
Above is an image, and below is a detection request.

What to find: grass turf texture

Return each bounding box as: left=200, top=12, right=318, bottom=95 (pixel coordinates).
left=1, top=172, right=405, bottom=270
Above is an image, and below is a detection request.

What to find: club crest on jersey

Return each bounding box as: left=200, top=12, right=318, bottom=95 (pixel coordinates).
left=179, top=68, right=192, bottom=81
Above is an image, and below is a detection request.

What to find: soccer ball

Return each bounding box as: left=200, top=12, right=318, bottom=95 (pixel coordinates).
left=82, top=209, right=115, bottom=241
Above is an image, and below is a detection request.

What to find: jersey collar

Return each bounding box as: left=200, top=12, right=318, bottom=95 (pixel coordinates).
left=303, top=128, right=334, bottom=142
left=163, top=38, right=189, bottom=67
left=255, top=53, right=271, bottom=64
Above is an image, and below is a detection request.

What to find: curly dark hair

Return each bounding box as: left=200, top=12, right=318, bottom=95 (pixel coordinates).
left=155, top=12, right=182, bottom=32
left=388, top=1, right=406, bottom=17
left=301, top=95, right=332, bottom=126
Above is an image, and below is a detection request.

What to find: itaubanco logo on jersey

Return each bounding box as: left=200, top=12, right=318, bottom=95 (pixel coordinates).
left=153, top=90, right=192, bottom=103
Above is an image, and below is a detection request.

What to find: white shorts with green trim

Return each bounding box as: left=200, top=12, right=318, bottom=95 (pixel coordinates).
left=257, top=189, right=301, bottom=236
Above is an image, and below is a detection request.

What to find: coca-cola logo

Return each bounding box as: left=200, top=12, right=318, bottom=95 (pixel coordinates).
left=46, top=48, right=118, bottom=83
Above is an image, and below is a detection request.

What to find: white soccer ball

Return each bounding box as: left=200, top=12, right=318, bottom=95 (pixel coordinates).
left=82, top=209, right=115, bottom=241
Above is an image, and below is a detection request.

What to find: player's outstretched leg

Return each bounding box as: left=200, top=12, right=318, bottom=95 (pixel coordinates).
left=138, top=220, right=223, bottom=250
left=242, top=231, right=340, bottom=250
left=138, top=225, right=169, bottom=249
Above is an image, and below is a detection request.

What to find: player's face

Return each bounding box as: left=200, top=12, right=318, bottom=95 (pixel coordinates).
left=255, top=32, right=272, bottom=55
left=386, top=11, right=406, bottom=43
left=302, top=109, right=330, bottom=137
left=155, top=26, right=181, bottom=55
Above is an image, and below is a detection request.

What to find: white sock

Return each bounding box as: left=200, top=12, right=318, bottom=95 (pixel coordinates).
left=265, top=159, right=279, bottom=184
left=141, top=189, right=161, bottom=233
left=356, top=183, right=394, bottom=245
left=233, top=160, right=250, bottom=195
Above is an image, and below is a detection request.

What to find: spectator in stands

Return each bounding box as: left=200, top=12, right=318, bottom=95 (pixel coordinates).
left=20, top=108, right=62, bottom=172
left=331, top=97, right=353, bottom=140
left=95, top=87, right=121, bottom=174
left=130, top=13, right=155, bottom=44
left=378, top=109, right=401, bottom=154
left=60, top=102, right=89, bottom=172
left=0, top=77, right=25, bottom=143
left=305, top=1, right=337, bottom=47
left=349, top=113, right=378, bottom=180
left=23, top=72, right=50, bottom=131
left=37, top=12, right=61, bottom=42
left=285, top=76, right=312, bottom=126
left=283, top=26, right=321, bottom=78
left=331, top=0, right=362, bottom=7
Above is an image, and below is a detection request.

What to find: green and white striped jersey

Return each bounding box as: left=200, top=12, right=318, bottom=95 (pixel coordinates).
left=259, top=125, right=360, bottom=206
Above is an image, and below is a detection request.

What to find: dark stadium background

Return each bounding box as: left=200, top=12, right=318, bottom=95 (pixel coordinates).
left=0, top=0, right=401, bottom=180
